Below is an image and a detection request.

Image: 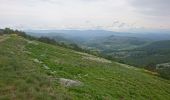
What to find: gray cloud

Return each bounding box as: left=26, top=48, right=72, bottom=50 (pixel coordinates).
left=129, top=0, right=170, bottom=16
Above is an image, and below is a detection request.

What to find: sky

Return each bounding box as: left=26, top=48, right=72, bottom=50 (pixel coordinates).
left=0, top=0, right=170, bottom=31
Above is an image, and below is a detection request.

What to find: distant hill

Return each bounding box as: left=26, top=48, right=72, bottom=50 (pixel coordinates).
left=1, top=33, right=170, bottom=99
left=26, top=29, right=170, bottom=41
left=134, top=33, right=170, bottom=41
left=137, top=40, right=170, bottom=50
left=82, top=35, right=150, bottom=52
left=122, top=40, right=170, bottom=67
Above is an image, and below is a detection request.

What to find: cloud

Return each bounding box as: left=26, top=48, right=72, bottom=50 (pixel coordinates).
left=0, top=0, right=170, bottom=30
left=112, top=20, right=133, bottom=28
left=128, top=0, right=170, bottom=16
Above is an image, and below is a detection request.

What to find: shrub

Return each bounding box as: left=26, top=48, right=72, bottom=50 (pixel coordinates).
left=156, top=63, right=170, bottom=79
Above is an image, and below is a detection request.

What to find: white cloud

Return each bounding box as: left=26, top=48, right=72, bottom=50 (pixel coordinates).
left=0, top=0, right=170, bottom=30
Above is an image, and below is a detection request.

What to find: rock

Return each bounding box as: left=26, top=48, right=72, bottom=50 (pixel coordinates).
left=84, top=74, right=88, bottom=77
left=40, top=54, right=46, bottom=57
left=59, top=78, right=83, bottom=87
left=27, top=40, right=39, bottom=45
left=82, top=56, right=112, bottom=63
left=10, top=51, right=14, bottom=54
left=43, top=64, right=50, bottom=70
left=23, top=51, right=32, bottom=55
left=33, top=59, right=43, bottom=64
left=50, top=71, right=56, bottom=74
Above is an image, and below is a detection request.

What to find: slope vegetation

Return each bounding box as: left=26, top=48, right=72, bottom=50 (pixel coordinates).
left=0, top=34, right=170, bottom=100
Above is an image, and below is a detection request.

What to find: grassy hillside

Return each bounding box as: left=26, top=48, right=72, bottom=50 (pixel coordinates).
left=0, top=34, right=170, bottom=100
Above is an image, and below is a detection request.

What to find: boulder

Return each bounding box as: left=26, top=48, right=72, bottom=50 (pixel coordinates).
left=33, top=59, right=42, bottom=64
left=43, top=64, right=50, bottom=70
left=59, top=78, right=83, bottom=87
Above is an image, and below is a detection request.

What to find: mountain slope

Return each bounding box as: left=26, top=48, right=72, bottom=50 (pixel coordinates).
left=0, top=34, right=170, bottom=100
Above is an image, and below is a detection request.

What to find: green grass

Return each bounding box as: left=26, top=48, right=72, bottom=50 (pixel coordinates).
left=0, top=34, right=170, bottom=100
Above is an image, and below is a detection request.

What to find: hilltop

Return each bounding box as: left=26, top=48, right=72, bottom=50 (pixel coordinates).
left=0, top=34, right=170, bottom=100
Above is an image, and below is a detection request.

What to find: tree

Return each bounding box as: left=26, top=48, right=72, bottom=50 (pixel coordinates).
left=3, top=28, right=14, bottom=34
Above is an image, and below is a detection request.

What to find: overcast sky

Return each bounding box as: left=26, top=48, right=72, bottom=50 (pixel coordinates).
left=0, top=0, right=170, bottom=31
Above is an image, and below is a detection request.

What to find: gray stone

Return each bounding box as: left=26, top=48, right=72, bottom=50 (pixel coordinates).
left=43, top=64, right=50, bottom=70
left=33, top=59, right=43, bottom=64
left=59, top=78, right=83, bottom=87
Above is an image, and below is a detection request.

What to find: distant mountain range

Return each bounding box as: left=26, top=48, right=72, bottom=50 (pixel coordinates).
left=26, top=29, right=170, bottom=41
